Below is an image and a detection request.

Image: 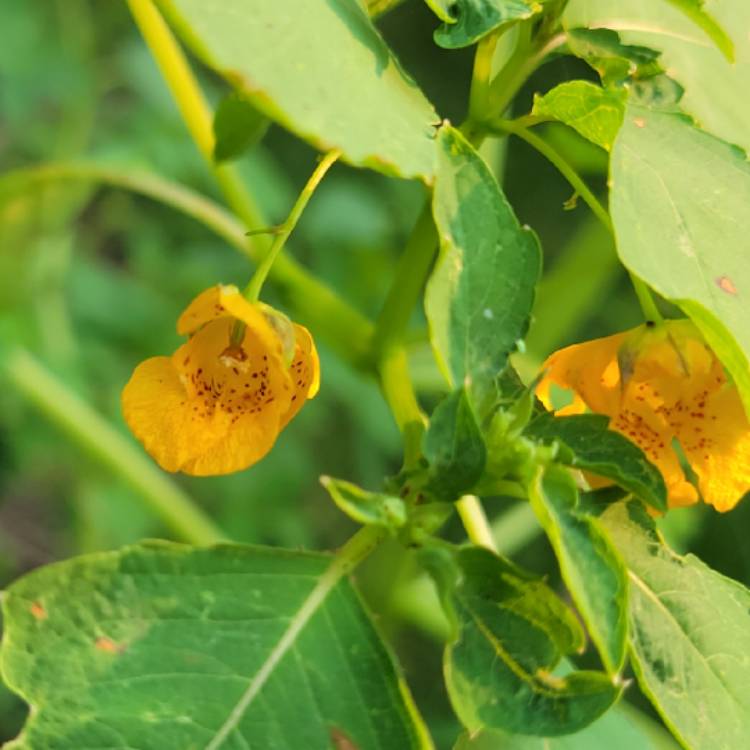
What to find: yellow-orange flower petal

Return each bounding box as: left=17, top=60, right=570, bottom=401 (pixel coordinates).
left=279, top=324, right=320, bottom=430
left=123, top=286, right=319, bottom=476
left=177, top=284, right=273, bottom=338
left=536, top=331, right=628, bottom=416
left=676, top=377, right=750, bottom=512
left=121, top=356, right=205, bottom=473
left=536, top=320, right=750, bottom=512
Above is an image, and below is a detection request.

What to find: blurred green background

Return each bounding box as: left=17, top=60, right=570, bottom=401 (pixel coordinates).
left=1, top=1, right=748, bottom=746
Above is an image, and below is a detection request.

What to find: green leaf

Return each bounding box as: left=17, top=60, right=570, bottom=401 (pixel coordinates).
left=660, top=0, right=734, bottom=61
left=423, top=0, right=457, bottom=24
left=528, top=466, right=628, bottom=674
left=563, top=29, right=683, bottom=112
left=1, top=542, right=431, bottom=749
left=496, top=364, right=529, bottom=401
left=525, top=413, right=667, bottom=512
left=426, top=125, right=541, bottom=415
left=629, top=74, right=684, bottom=111
left=159, top=0, right=439, bottom=180
left=610, top=105, right=750, bottom=415
left=430, top=0, right=540, bottom=49
left=423, top=544, right=620, bottom=736
left=423, top=387, right=487, bottom=501
left=601, top=501, right=750, bottom=749
left=213, top=92, right=269, bottom=163
left=454, top=702, right=680, bottom=748
left=404, top=502, right=456, bottom=544
left=565, top=28, right=662, bottom=85
left=564, top=0, right=750, bottom=152
left=320, top=476, right=408, bottom=529
left=532, top=81, right=626, bottom=151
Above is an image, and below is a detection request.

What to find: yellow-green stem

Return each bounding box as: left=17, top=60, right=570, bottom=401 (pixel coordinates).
left=127, top=0, right=374, bottom=366
left=456, top=495, right=498, bottom=551
left=205, top=523, right=387, bottom=748
left=486, top=30, right=566, bottom=119
left=243, top=149, right=341, bottom=302
left=127, top=0, right=213, bottom=159
left=372, top=203, right=437, bottom=358
left=469, top=33, right=500, bottom=122
left=491, top=118, right=613, bottom=230
left=371, top=204, right=435, bottom=468
left=127, top=0, right=268, bottom=235
left=489, top=118, right=663, bottom=324
left=379, top=347, right=426, bottom=470
left=2, top=162, right=373, bottom=367
left=630, top=274, right=664, bottom=324
left=4, top=349, right=226, bottom=546
left=486, top=20, right=532, bottom=117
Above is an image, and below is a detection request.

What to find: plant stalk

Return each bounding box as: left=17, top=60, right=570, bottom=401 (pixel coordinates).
left=379, top=347, right=426, bottom=470
left=456, top=495, right=498, bottom=551
left=243, top=149, right=341, bottom=302
left=488, top=118, right=663, bottom=324
left=127, top=0, right=374, bottom=366
left=4, top=349, right=226, bottom=546
left=469, top=32, right=501, bottom=123
left=372, top=203, right=437, bottom=358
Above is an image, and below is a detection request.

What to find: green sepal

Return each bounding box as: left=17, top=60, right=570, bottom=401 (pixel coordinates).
left=423, top=387, right=487, bottom=502
left=320, top=476, right=407, bottom=531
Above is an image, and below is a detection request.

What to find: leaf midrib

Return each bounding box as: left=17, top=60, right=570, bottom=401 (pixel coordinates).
left=628, top=567, right=750, bottom=719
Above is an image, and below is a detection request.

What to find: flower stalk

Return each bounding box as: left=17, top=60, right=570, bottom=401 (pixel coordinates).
left=243, top=149, right=341, bottom=303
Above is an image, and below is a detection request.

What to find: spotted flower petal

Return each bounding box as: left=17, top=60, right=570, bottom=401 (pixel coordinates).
left=536, top=331, right=627, bottom=416
left=536, top=320, right=750, bottom=512
left=280, top=323, right=320, bottom=430
left=122, top=285, right=319, bottom=476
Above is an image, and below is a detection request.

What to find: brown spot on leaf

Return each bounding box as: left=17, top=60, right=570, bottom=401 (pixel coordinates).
left=633, top=117, right=647, bottom=128
left=30, top=602, right=47, bottom=620
left=95, top=637, right=123, bottom=654
left=716, top=275, right=737, bottom=295
left=330, top=727, right=359, bottom=750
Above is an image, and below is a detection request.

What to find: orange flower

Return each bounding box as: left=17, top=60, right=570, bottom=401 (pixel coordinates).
left=536, top=320, right=750, bottom=512
left=122, top=285, right=319, bottom=476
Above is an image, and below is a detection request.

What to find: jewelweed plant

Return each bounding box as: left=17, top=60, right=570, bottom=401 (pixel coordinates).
left=1, top=1, right=749, bottom=748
